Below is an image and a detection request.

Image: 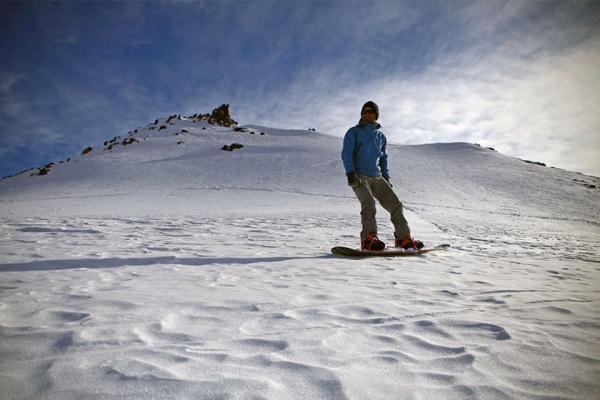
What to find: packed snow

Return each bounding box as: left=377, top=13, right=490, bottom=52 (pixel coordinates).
left=1, top=116, right=599, bottom=399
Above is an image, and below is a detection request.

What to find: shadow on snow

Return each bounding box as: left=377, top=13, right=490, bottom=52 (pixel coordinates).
left=0, top=255, right=334, bottom=272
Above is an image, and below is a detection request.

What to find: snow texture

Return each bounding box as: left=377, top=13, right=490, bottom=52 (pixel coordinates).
left=1, top=117, right=599, bottom=399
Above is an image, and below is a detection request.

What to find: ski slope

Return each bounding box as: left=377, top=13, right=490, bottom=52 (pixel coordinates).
left=1, top=116, right=599, bottom=399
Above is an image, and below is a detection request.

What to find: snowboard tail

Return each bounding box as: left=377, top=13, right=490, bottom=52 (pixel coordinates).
left=331, top=244, right=449, bottom=258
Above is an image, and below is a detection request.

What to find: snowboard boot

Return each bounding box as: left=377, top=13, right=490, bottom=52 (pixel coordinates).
left=362, top=233, right=385, bottom=251
left=395, top=236, right=424, bottom=250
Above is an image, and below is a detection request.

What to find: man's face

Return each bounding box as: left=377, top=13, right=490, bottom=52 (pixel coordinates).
left=361, top=108, right=377, bottom=123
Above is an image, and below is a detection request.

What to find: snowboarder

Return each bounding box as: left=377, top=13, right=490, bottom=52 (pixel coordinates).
left=341, top=101, right=423, bottom=251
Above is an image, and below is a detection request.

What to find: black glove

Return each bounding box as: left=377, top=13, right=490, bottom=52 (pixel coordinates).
left=347, top=171, right=361, bottom=187
left=384, top=176, right=393, bottom=187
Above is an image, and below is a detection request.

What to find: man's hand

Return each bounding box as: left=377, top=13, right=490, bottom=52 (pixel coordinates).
left=347, top=171, right=362, bottom=188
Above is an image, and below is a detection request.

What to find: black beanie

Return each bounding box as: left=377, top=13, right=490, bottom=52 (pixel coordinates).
left=361, top=101, right=379, bottom=119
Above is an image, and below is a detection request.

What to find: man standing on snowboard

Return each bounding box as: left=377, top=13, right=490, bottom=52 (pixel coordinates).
left=341, top=101, right=423, bottom=251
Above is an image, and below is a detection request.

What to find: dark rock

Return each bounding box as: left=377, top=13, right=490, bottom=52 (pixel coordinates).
left=522, top=159, right=546, bottom=167
left=221, top=143, right=243, bottom=151
left=159, top=125, right=167, bottom=131
left=177, top=141, right=184, bottom=145
left=166, top=114, right=181, bottom=124
left=189, top=113, right=210, bottom=122
left=208, top=104, right=238, bottom=127
left=82, top=146, right=93, bottom=155
left=201, top=114, right=210, bottom=121
left=37, top=162, right=54, bottom=176
left=181, top=129, right=188, bottom=133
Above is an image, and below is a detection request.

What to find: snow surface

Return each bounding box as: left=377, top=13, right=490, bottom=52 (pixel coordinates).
left=1, top=116, right=599, bottom=399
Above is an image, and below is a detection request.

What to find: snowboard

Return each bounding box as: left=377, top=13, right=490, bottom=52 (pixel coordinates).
left=331, top=244, right=450, bottom=258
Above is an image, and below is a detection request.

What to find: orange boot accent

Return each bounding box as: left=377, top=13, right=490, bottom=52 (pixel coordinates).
left=362, top=233, right=385, bottom=251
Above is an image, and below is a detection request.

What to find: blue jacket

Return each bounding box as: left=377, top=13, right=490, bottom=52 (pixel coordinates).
left=341, top=121, right=389, bottom=179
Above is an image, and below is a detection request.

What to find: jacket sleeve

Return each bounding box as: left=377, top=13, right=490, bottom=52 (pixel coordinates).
left=341, top=128, right=356, bottom=176
left=379, top=135, right=390, bottom=179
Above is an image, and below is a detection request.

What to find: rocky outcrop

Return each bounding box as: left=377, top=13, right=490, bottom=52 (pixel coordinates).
left=28, top=162, right=55, bottom=176
left=208, top=104, right=238, bottom=127
left=522, top=159, right=546, bottom=167
left=221, top=143, right=244, bottom=152
left=573, top=178, right=598, bottom=190
left=190, top=113, right=211, bottom=122
left=105, top=137, right=139, bottom=151
left=104, top=136, right=121, bottom=146
left=38, top=163, right=54, bottom=175
left=166, top=115, right=180, bottom=124
left=233, top=127, right=265, bottom=135
left=187, top=105, right=239, bottom=127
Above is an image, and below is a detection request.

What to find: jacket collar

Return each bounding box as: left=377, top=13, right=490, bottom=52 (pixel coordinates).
left=357, top=119, right=381, bottom=129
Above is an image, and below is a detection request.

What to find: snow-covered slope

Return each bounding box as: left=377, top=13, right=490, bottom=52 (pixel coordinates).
left=1, top=116, right=599, bottom=399
left=2, top=116, right=597, bottom=220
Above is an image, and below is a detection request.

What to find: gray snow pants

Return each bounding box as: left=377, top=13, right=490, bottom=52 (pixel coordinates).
left=352, top=174, right=410, bottom=240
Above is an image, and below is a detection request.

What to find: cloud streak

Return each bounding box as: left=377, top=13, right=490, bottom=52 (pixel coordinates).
left=231, top=1, right=600, bottom=176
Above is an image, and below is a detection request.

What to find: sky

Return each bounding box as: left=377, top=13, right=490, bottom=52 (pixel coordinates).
left=1, top=0, right=599, bottom=178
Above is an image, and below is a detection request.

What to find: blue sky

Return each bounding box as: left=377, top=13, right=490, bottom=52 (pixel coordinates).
left=1, top=0, right=599, bottom=177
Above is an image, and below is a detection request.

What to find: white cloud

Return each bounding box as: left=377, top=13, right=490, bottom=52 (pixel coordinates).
left=373, top=35, right=600, bottom=176
left=233, top=10, right=600, bottom=177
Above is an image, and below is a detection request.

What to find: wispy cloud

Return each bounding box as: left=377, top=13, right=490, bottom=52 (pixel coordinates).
left=230, top=2, right=600, bottom=176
